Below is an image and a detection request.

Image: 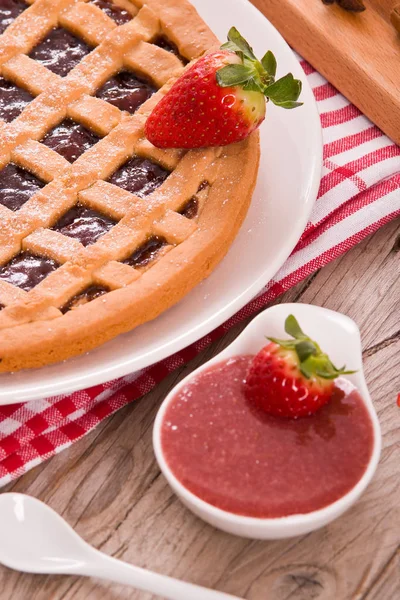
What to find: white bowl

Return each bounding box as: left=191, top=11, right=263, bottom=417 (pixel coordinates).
left=153, top=303, right=382, bottom=540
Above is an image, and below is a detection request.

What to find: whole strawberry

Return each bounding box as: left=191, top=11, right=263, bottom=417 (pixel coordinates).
left=145, top=27, right=302, bottom=149
left=245, top=315, right=355, bottom=418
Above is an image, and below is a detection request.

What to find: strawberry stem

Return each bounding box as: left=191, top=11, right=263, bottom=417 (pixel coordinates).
left=218, top=27, right=303, bottom=109
left=268, top=315, right=357, bottom=380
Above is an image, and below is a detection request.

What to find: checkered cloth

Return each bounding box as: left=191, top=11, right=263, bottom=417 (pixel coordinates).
left=1, top=58, right=399, bottom=487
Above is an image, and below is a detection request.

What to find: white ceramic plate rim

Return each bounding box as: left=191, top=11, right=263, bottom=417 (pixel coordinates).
left=0, top=0, right=322, bottom=403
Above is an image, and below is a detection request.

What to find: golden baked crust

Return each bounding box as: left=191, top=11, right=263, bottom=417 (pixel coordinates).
left=0, top=0, right=260, bottom=372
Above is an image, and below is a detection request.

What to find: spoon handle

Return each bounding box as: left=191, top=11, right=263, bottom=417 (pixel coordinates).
left=81, top=550, right=243, bottom=600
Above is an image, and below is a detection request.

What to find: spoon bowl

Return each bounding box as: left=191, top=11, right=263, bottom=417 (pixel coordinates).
left=0, top=493, right=242, bottom=599
left=153, top=303, right=382, bottom=539
left=0, top=493, right=92, bottom=573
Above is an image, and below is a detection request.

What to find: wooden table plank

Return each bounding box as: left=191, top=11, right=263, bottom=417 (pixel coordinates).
left=1, top=219, right=399, bottom=600
left=364, top=548, right=400, bottom=600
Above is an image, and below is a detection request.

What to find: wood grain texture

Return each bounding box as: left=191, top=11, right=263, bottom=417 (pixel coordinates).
left=363, top=548, right=400, bottom=599
left=251, top=0, right=400, bottom=145
left=368, top=0, right=398, bottom=23
left=0, top=219, right=399, bottom=599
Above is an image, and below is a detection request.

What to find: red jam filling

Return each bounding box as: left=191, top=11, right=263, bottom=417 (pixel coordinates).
left=161, top=355, right=374, bottom=519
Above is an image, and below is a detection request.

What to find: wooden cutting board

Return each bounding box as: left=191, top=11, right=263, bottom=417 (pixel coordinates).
left=251, top=0, right=400, bottom=145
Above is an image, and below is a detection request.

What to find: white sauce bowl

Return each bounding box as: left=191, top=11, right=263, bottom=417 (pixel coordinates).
left=153, top=303, right=381, bottom=539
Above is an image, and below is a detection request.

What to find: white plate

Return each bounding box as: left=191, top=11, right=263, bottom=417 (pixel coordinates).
left=0, top=0, right=322, bottom=404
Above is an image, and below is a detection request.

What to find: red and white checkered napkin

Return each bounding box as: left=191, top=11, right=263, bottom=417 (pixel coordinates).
left=1, top=59, right=399, bottom=487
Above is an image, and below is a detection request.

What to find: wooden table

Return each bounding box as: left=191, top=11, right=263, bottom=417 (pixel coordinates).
left=1, top=219, right=399, bottom=600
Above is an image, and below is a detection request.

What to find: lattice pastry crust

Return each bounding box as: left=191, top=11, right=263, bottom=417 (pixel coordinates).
left=0, top=0, right=260, bottom=372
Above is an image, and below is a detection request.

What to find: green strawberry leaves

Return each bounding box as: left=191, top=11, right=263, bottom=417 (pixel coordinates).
left=268, top=315, right=357, bottom=380
left=264, top=74, right=303, bottom=109
left=218, top=27, right=303, bottom=109
left=221, top=27, right=257, bottom=61
left=261, top=51, right=277, bottom=78
left=216, top=64, right=255, bottom=87
left=294, top=340, right=318, bottom=363
left=284, top=314, right=306, bottom=339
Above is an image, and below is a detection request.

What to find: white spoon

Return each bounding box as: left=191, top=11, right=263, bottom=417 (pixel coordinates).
left=0, top=493, right=242, bottom=599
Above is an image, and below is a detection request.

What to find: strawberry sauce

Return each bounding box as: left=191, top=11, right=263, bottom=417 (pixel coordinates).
left=161, top=356, right=374, bottom=518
